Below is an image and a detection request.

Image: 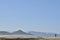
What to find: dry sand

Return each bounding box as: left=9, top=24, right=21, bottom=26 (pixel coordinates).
left=39, top=38, right=60, bottom=40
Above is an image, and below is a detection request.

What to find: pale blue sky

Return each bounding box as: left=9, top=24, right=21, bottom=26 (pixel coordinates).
left=0, top=0, right=60, bottom=33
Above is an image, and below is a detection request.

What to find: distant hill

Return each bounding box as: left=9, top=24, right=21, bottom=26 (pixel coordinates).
left=0, top=30, right=31, bottom=35
left=0, top=30, right=60, bottom=37
left=11, top=30, right=31, bottom=35
left=0, top=31, right=10, bottom=35
left=29, top=31, right=60, bottom=37
left=12, top=30, right=27, bottom=34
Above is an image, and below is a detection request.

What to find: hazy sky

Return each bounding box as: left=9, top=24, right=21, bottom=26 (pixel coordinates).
left=0, top=0, right=60, bottom=33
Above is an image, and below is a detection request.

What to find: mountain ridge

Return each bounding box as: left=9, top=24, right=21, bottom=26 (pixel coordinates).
left=29, top=31, right=60, bottom=37
left=0, top=30, right=31, bottom=35
left=0, top=30, right=60, bottom=37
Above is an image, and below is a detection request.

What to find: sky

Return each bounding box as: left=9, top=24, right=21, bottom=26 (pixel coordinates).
left=0, top=0, right=60, bottom=33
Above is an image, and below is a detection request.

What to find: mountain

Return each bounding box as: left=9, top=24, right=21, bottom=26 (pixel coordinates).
left=11, top=30, right=31, bottom=35
left=0, top=30, right=60, bottom=37
left=29, top=31, right=60, bottom=37
left=12, top=30, right=26, bottom=34
left=0, top=30, right=32, bottom=35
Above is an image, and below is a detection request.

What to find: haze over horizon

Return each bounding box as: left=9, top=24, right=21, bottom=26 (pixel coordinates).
left=0, top=0, right=60, bottom=33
